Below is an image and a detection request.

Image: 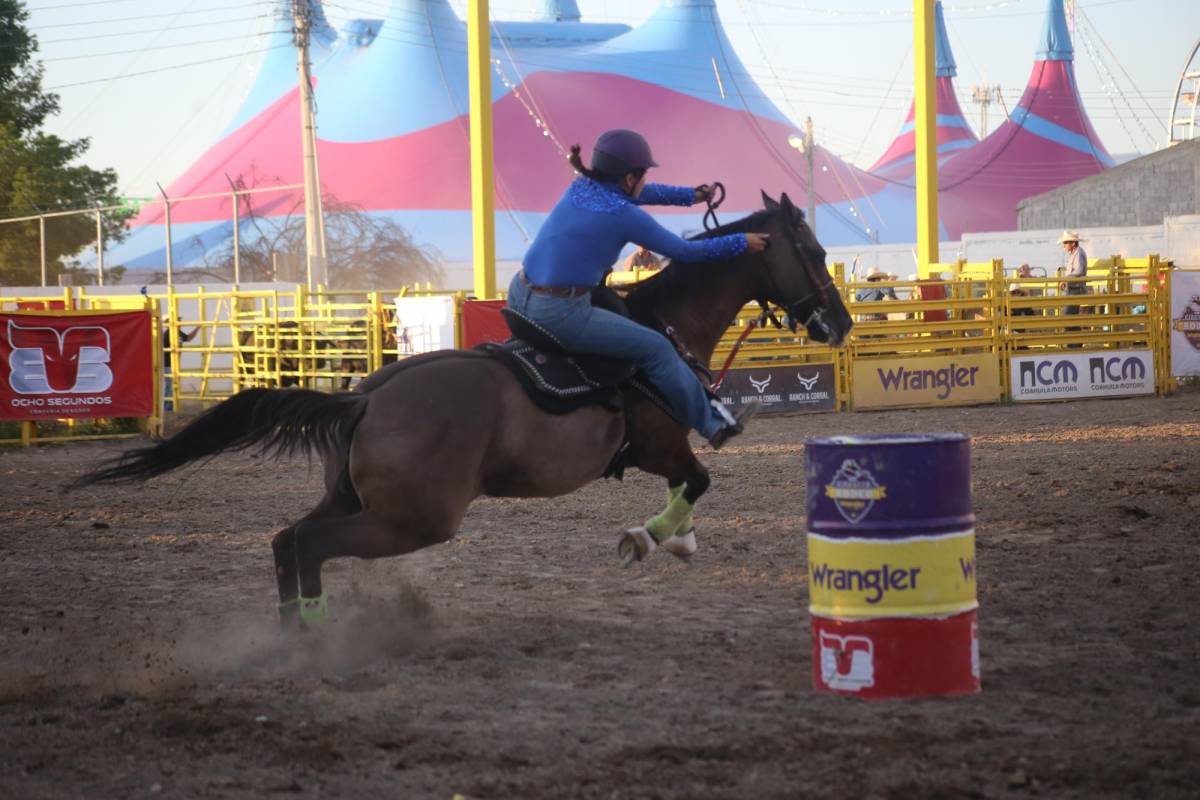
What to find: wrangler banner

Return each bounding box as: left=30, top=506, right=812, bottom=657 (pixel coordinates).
left=807, top=531, right=978, bottom=619
left=852, top=353, right=1000, bottom=410
left=460, top=300, right=511, bottom=350
left=0, top=310, right=154, bottom=421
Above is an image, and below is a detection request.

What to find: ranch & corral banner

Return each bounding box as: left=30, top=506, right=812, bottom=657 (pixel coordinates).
left=1009, top=350, right=1155, bottom=401
left=716, top=363, right=836, bottom=414
left=1170, top=271, right=1200, bottom=377
left=852, top=353, right=1000, bottom=410
left=0, top=310, right=154, bottom=421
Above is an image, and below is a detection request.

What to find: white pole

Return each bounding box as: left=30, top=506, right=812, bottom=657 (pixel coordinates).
left=158, top=182, right=173, bottom=287
left=294, top=0, right=326, bottom=289
left=226, top=174, right=241, bottom=285
left=38, top=216, right=47, bottom=287
left=95, top=209, right=105, bottom=286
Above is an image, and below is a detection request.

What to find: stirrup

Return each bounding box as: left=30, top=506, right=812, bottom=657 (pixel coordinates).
left=707, top=401, right=761, bottom=450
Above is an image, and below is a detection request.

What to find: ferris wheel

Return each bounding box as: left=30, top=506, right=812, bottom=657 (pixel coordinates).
left=1168, top=38, right=1200, bottom=146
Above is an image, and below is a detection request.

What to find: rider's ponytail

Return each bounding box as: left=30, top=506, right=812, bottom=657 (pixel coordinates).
left=568, top=144, right=606, bottom=181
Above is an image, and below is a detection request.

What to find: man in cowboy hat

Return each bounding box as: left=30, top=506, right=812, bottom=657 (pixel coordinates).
left=855, top=268, right=898, bottom=303
left=1058, top=231, right=1088, bottom=298
left=1057, top=230, right=1087, bottom=344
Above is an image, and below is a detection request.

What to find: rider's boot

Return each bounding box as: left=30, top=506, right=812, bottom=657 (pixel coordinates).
left=706, top=399, right=761, bottom=450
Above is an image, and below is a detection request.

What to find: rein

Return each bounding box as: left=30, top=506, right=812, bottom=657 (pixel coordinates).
left=701, top=181, right=726, bottom=232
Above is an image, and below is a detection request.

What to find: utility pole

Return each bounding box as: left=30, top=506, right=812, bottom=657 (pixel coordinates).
left=804, top=117, right=816, bottom=234
left=971, top=84, right=1002, bottom=137
left=293, top=0, right=327, bottom=288
left=786, top=117, right=817, bottom=235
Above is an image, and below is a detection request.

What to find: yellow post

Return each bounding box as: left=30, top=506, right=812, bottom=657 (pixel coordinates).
left=913, top=0, right=939, bottom=270
left=467, top=0, right=497, bottom=299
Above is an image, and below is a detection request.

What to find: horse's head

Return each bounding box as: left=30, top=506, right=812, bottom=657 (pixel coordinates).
left=751, top=191, right=853, bottom=347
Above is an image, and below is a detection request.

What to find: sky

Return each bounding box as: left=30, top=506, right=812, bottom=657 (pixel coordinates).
left=22, top=0, right=1199, bottom=200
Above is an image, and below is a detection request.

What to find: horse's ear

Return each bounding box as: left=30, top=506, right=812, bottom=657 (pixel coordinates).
left=780, top=192, right=795, bottom=211
left=760, top=190, right=780, bottom=211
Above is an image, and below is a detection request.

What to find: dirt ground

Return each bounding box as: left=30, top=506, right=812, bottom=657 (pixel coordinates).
left=1, top=389, right=1198, bottom=799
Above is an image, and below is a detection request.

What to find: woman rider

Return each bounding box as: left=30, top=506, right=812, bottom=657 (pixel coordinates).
left=506, top=129, right=770, bottom=449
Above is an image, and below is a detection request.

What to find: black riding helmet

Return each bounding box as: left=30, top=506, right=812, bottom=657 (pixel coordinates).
left=591, top=129, right=659, bottom=181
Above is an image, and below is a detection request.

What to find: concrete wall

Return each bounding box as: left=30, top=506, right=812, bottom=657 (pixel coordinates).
left=825, top=215, right=1200, bottom=278
left=1017, top=139, right=1200, bottom=230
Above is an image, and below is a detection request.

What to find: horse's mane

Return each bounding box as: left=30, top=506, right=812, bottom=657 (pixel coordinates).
left=623, top=208, right=773, bottom=313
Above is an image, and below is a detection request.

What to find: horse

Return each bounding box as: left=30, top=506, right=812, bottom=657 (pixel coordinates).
left=76, top=191, right=853, bottom=630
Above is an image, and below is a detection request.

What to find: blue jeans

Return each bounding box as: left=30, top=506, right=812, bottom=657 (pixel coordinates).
left=506, top=274, right=724, bottom=438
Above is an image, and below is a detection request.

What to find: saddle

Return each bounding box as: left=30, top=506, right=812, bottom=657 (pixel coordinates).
left=477, top=308, right=636, bottom=415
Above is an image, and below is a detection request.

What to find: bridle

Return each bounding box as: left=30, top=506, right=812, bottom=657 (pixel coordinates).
left=701, top=183, right=836, bottom=335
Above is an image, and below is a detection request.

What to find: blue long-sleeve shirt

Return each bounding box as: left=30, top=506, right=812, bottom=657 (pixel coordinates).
left=522, top=177, right=748, bottom=287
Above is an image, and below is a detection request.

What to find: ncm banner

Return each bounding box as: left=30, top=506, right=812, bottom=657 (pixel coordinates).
left=1, top=311, right=154, bottom=421
left=852, top=353, right=1000, bottom=410
left=1010, top=349, right=1154, bottom=402
left=716, top=362, right=836, bottom=414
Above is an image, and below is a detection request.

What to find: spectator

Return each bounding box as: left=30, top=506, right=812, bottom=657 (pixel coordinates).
left=622, top=245, right=662, bottom=271
left=1057, top=230, right=1088, bottom=308
left=1016, top=263, right=1033, bottom=279
left=855, top=269, right=898, bottom=325
left=1057, top=230, right=1087, bottom=345
left=1008, top=283, right=1035, bottom=317
left=162, top=316, right=199, bottom=412
left=855, top=268, right=898, bottom=303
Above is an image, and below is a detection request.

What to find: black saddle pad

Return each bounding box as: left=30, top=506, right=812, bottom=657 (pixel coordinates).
left=479, top=339, right=635, bottom=415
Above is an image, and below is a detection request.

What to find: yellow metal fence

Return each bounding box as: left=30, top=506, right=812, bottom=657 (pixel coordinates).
left=0, top=256, right=1179, bottom=444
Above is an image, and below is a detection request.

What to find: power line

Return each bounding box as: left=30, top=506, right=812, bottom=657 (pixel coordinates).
left=30, top=2, right=273, bottom=31
left=39, top=14, right=274, bottom=45
left=46, top=44, right=290, bottom=90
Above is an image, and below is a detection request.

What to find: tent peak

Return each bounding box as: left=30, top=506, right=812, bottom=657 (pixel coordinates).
left=1035, top=0, right=1073, bottom=61
left=934, top=1, right=956, bottom=78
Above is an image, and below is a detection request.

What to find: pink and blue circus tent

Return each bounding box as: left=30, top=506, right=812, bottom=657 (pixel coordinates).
left=937, top=0, right=1113, bottom=237
left=111, top=0, right=1112, bottom=272
left=870, top=1, right=978, bottom=179
left=110, top=0, right=901, bottom=271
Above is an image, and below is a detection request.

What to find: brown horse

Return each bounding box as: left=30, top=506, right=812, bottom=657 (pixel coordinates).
left=77, top=192, right=852, bottom=629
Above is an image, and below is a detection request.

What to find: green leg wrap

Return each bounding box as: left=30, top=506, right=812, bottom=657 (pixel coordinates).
left=646, top=491, right=696, bottom=543
left=666, top=484, right=694, bottom=536
left=299, top=593, right=328, bottom=624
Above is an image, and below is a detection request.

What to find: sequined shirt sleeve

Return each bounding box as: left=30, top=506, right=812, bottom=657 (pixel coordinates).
left=621, top=205, right=746, bottom=263
left=635, top=183, right=697, bottom=207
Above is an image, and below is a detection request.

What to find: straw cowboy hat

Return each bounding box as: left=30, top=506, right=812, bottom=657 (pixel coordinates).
left=1058, top=230, right=1082, bottom=244
left=865, top=268, right=895, bottom=281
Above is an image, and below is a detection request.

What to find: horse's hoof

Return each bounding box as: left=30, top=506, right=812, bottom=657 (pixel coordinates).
left=660, top=528, right=697, bottom=559
left=617, top=527, right=656, bottom=567
left=278, top=599, right=302, bottom=633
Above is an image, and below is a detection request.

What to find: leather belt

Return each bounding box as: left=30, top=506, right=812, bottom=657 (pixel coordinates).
left=519, top=271, right=591, bottom=299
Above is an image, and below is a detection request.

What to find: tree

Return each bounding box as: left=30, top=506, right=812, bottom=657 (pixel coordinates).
left=193, top=189, right=443, bottom=289
left=0, top=0, right=127, bottom=286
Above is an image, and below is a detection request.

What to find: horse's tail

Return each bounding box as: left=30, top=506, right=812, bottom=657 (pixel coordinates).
left=72, top=388, right=368, bottom=487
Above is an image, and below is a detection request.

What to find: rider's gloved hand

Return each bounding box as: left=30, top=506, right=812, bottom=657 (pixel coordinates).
left=694, top=184, right=715, bottom=203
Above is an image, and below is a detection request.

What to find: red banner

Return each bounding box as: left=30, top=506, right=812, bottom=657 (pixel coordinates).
left=460, top=300, right=512, bottom=349
left=0, top=310, right=154, bottom=421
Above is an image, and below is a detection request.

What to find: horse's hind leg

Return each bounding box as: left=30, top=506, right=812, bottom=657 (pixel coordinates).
left=293, top=506, right=459, bottom=625
left=273, top=477, right=362, bottom=630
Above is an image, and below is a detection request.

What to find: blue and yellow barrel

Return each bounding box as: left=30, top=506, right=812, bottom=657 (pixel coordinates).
left=805, top=434, right=980, bottom=698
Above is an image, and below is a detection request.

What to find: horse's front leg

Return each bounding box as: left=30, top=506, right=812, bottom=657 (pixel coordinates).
left=618, top=416, right=711, bottom=564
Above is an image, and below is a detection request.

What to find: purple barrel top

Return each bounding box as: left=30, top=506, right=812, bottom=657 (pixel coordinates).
left=805, top=433, right=974, bottom=538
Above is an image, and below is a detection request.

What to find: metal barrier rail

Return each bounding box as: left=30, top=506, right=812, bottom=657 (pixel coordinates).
left=0, top=256, right=1179, bottom=444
